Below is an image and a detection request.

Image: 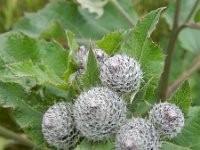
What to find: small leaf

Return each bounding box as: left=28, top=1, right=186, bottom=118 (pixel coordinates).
left=81, top=47, right=100, bottom=89
left=64, top=30, right=79, bottom=81
left=169, top=81, right=191, bottom=117
left=96, top=30, right=124, bottom=55
left=128, top=78, right=152, bottom=114
left=162, top=141, right=191, bottom=150
left=66, top=30, right=79, bottom=52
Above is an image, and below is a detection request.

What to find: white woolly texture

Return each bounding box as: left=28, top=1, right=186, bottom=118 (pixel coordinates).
left=42, top=102, right=80, bottom=149
left=149, top=102, right=185, bottom=139
left=73, top=87, right=127, bottom=141
left=100, top=54, right=143, bottom=93
left=115, top=118, right=160, bottom=150
left=76, top=45, right=109, bottom=68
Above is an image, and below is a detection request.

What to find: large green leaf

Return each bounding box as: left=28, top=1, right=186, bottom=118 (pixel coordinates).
left=0, top=32, right=68, bottom=90
left=119, top=8, right=165, bottom=99
left=169, top=81, right=191, bottom=117
left=13, top=1, right=137, bottom=42
left=164, top=0, right=200, bottom=53
left=0, top=32, right=68, bottom=76
left=172, top=107, right=200, bottom=150
left=81, top=47, right=100, bottom=90
left=4, top=61, right=65, bottom=85
left=0, top=82, right=45, bottom=147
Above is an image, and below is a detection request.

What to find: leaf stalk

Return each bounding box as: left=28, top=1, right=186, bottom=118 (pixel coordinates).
left=110, top=0, right=135, bottom=26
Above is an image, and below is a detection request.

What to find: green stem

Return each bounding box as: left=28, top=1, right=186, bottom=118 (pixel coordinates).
left=0, top=126, right=35, bottom=148
left=159, top=0, right=182, bottom=101
left=110, top=0, right=135, bottom=26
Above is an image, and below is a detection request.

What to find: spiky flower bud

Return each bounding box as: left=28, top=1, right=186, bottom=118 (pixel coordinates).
left=42, top=102, right=80, bottom=149
left=73, top=87, right=127, bottom=141
left=76, top=45, right=109, bottom=68
left=100, top=54, right=142, bottom=93
left=115, top=118, right=160, bottom=150
left=149, top=102, right=185, bottom=139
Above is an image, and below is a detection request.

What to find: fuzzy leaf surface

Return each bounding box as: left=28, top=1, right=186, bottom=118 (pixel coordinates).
left=169, top=81, right=191, bottom=117
left=81, top=48, right=100, bottom=89
left=96, top=31, right=124, bottom=55
left=172, top=107, right=200, bottom=150
left=0, top=81, right=45, bottom=147
left=0, top=32, right=68, bottom=90
left=5, top=61, right=65, bottom=86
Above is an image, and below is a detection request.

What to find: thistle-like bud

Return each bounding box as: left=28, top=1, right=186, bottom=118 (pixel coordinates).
left=76, top=46, right=109, bottom=68
left=73, top=87, right=127, bottom=141
left=115, top=118, right=160, bottom=150
left=149, top=102, right=185, bottom=139
left=100, top=54, right=142, bottom=93
left=42, top=102, right=80, bottom=149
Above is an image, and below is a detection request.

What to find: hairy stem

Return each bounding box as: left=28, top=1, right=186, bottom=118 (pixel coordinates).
left=159, top=0, right=182, bottom=101
left=110, top=0, right=135, bottom=26
left=167, top=55, right=200, bottom=97
left=0, top=126, right=35, bottom=148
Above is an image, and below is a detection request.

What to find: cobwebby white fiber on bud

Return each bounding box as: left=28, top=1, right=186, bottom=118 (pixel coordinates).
left=42, top=102, right=80, bottom=149
left=100, top=54, right=143, bottom=93
left=115, top=118, right=160, bottom=150
left=76, top=46, right=109, bottom=68
left=149, top=102, right=185, bottom=139
left=73, top=87, right=127, bottom=141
